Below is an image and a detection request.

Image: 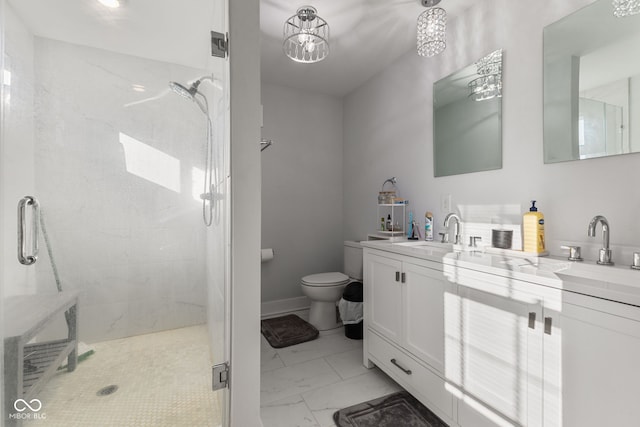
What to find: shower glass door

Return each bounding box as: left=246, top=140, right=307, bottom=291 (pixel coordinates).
left=0, top=0, right=230, bottom=425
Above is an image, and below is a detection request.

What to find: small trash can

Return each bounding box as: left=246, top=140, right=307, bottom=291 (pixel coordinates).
left=339, top=281, right=363, bottom=340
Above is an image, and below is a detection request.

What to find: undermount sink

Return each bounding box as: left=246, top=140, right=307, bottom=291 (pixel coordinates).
left=554, top=262, right=640, bottom=288
left=505, top=256, right=640, bottom=289
left=501, top=257, right=570, bottom=273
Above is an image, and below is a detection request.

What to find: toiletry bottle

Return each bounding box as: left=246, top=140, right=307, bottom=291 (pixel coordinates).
left=380, top=217, right=385, bottom=231
left=407, top=211, right=414, bottom=238
left=523, top=201, right=545, bottom=253
left=424, top=211, right=434, bottom=241
left=386, top=214, right=392, bottom=231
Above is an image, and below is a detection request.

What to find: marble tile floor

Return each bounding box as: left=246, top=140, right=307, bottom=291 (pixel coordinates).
left=260, top=312, right=402, bottom=427
left=24, top=325, right=222, bottom=427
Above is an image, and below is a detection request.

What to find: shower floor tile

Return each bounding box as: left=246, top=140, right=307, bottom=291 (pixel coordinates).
left=24, top=325, right=222, bottom=427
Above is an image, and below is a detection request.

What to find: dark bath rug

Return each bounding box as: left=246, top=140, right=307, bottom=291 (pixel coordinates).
left=333, top=391, right=449, bottom=427
left=261, top=314, right=319, bottom=348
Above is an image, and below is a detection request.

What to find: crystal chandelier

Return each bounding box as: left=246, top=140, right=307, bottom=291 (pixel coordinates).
left=417, top=0, right=447, bottom=57
left=283, top=6, right=329, bottom=63
left=468, top=50, right=503, bottom=102
left=612, top=0, right=640, bottom=17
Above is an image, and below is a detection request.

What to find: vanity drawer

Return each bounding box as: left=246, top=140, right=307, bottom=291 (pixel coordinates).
left=368, top=330, right=454, bottom=421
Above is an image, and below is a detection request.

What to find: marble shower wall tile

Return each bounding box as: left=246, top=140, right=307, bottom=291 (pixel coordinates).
left=2, top=4, right=38, bottom=298
left=33, top=37, right=212, bottom=342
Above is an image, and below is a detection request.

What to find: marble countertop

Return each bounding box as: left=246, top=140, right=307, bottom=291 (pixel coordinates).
left=361, top=239, right=640, bottom=307
left=360, top=239, right=453, bottom=264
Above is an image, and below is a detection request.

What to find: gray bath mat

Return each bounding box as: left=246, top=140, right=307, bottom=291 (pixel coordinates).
left=333, top=391, right=448, bottom=427
left=261, top=314, right=319, bottom=348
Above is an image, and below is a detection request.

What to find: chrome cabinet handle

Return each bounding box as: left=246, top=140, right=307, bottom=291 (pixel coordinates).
left=390, top=358, right=412, bottom=375
left=544, top=317, right=553, bottom=335
left=401, top=272, right=406, bottom=283
left=17, top=196, right=39, bottom=265
left=631, top=252, right=640, bottom=270
left=395, top=271, right=400, bottom=282
left=528, top=312, right=536, bottom=329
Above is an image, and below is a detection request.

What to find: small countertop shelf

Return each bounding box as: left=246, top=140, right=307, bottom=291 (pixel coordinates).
left=4, top=291, right=78, bottom=425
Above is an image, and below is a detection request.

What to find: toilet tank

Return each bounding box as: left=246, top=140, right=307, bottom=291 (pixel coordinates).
left=344, top=241, right=363, bottom=280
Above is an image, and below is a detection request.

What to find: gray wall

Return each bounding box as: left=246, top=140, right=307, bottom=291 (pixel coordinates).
left=262, top=0, right=640, bottom=305
left=344, top=0, right=640, bottom=257
left=261, top=83, right=344, bottom=303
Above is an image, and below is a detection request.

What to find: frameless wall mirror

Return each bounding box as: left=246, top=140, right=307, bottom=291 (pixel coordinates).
left=543, top=0, right=640, bottom=164
left=434, top=49, right=503, bottom=177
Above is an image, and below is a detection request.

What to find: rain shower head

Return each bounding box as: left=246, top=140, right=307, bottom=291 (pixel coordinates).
left=168, top=75, right=214, bottom=100
left=169, top=81, right=198, bottom=100
left=169, top=75, right=216, bottom=116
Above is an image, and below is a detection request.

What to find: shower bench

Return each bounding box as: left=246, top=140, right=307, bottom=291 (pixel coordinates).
left=3, top=291, right=78, bottom=423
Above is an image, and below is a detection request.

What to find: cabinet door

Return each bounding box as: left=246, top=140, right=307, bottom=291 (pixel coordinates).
left=403, top=261, right=454, bottom=374
left=448, top=285, right=543, bottom=427
left=365, top=253, right=403, bottom=344
left=544, top=298, right=640, bottom=427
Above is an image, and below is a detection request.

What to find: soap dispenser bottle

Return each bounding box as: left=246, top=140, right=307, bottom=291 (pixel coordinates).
left=523, top=201, right=545, bottom=253
left=424, top=211, right=434, bottom=241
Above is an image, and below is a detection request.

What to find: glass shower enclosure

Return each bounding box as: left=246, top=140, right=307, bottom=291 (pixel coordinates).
left=1, top=0, right=230, bottom=425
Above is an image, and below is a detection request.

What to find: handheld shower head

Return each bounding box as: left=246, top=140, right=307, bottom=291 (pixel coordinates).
left=168, top=75, right=219, bottom=227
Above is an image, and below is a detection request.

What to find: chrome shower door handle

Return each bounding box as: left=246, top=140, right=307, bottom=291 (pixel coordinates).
left=17, top=196, right=40, bottom=265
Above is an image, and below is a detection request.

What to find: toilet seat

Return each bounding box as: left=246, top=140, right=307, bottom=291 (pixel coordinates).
left=301, top=272, right=349, bottom=287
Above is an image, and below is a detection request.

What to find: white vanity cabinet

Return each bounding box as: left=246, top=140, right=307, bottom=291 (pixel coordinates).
left=403, top=261, right=451, bottom=373
left=366, top=252, right=403, bottom=344
left=363, top=242, right=640, bottom=427
left=446, top=268, right=545, bottom=427
left=543, top=291, right=640, bottom=427
left=363, top=249, right=455, bottom=424
left=447, top=257, right=640, bottom=427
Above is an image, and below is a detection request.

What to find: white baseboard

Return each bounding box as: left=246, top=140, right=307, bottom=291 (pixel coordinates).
left=261, top=296, right=311, bottom=319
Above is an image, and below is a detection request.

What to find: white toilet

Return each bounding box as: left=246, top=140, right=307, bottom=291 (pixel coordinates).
left=301, top=241, right=363, bottom=331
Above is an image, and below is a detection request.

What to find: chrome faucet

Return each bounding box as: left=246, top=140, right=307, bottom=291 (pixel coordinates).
left=588, top=215, right=614, bottom=265
left=444, top=213, right=461, bottom=245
